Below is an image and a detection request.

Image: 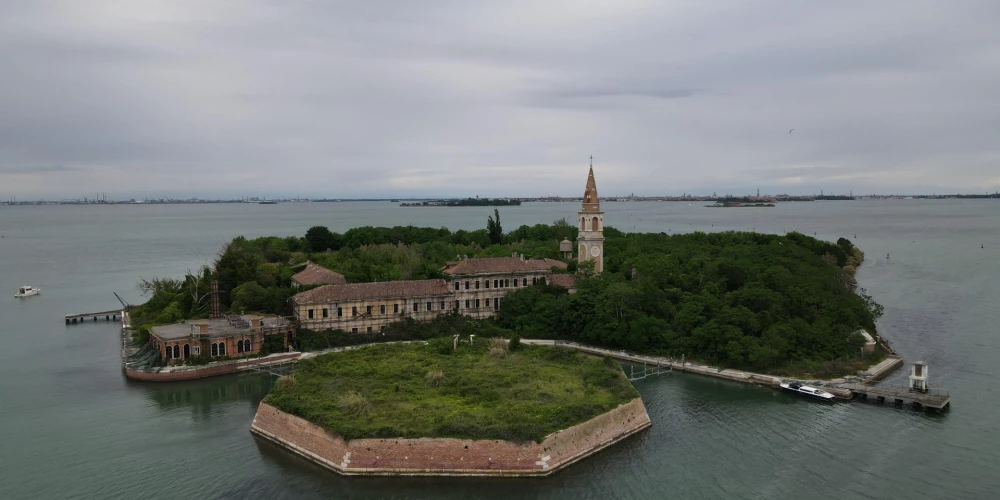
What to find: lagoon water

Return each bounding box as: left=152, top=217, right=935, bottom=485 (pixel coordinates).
left=1, top=200, right=998, bottom=499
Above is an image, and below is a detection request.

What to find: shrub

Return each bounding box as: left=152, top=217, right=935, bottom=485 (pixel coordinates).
left=338, top=391, right=371, bottom=417
left=425, top=369, right=445, bottom=387
left=488, top=337, right=508, bottom=359
left=509, top=333, right=521, bottom=351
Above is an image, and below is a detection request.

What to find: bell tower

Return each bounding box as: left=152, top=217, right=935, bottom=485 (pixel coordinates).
left=577, top=157, right=604, bottom=274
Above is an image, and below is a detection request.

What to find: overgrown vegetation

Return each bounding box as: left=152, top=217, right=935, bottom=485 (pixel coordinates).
left=265, top=342, right=638, bottom=442
left=497, top=231, right=880, bottom=372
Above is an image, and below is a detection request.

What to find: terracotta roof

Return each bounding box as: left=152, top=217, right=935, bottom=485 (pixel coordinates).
left=291, top=262, right=347, bottom=286
left=293, top=279, right=451, bottom=304
left=441, top=257, right=568, bottom=276
left=547, top=274, right=577, bottom=288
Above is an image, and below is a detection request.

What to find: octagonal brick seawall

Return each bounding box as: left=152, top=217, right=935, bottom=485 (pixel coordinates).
left=250, top=398, right=651, bottom=477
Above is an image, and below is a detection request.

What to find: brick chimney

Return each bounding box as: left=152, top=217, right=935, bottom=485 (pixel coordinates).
left=210, top=280, right=221, bottom=319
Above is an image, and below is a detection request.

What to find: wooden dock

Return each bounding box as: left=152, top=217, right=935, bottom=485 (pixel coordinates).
left=66, top=309, right=122, bottom=324
left=840, top=382, right=951, bottom=411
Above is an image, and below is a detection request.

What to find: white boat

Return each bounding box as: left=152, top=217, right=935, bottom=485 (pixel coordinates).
left=15, top=286, right=40, bottom=298
left=780, top=381, right=835, bottom=401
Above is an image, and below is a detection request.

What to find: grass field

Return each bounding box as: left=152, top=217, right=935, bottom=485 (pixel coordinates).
left=264, top=338, right=638, bottom=443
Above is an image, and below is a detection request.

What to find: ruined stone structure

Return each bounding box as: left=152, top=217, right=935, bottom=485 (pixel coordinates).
left=251, top=397, right=650, bottom=476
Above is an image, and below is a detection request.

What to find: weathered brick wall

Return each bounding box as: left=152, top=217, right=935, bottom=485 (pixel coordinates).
left=539, top=397, right=650, bottom=468
left=251, top=397, right=650, bottom=476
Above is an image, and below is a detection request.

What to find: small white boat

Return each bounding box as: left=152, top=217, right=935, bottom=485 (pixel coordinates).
left=780, top=381, right=835, bottom=401
left=15, top=286, right=41, bottom=298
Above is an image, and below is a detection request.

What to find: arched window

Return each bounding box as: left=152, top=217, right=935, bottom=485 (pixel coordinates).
left=219, top=343, right=226, bottom=356
left=592, top=217, right=599, bottom=231
left=165, top=345, right=173, bottom=359
left=173, top=345, right=180, bottom=359
left=244, top=339, right=251, bottom=352
left=580, top=217, right=585, bottom=230
left=183, top=344, right=190, bottom=359
left=211, top=343, right=218, bottom=357
left=237, top=340, right=244, bottom=353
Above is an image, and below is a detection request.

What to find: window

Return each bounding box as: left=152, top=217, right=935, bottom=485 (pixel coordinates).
left=532, top=277, right=537, bottom=285
left=485, top=280, right=490, bottom=289
left=426, top=302, right=432, bottom=311
left=493, top=279, right=499, bottom=288
left=337, top=307, right=343, bottom=317
left=474, top=298, right=480, bottom=308
left=440, top=301, right=445, bottom=310
left=412, top=302, right=418, bottom=312
left=352, top=306, right=358, bottom=317
left=165, top=345, right=173, bottom=359
left=380, top=304, right=386, bottom=315
left=454, top=282, right=460, bottom=291
left=494, top=298, right=500, bottom=311
left=523, top=278, right=528, bottom=287
left=580, top=217, right=585, bottom=231
left=237, top=341, right=244, bottom=353
left=505, top=279, right=510, bottom=288
left=394, top=303, right=399, bottom=314
left=366, top=305, right=372, bottom=315
left=455, top=300, right=460, bottom=310
left=307, top=309, right=314, bottom=319
left=219, top=343, right=226, bottom=356
left=464, top=281, right=470, bottom=290
left=475, top=280, right=480, bottom=289
left=592, top=218, right=599, bottom=231
left=366, top=327, right=373, bottom=333
left=183, top=344, right=190, bottom=359
left=211, top=343, right=218, bottom=357
left=352, top=328, right=358, bottom=334
left=486, top=298, right=491, bottom=307
left=244, top=340, right=251, bottom=352
left=172, top=345, right=179, bottom=359
left=322, top=308, right=328, bottom=318
left=465, top=299, right=470, bottom=308
left=514, top=278, right=519, bottom=288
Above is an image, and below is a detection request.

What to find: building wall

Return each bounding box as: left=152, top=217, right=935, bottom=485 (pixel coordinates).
left=250, top=397, right=650, bottom=476
left=296, top=272, right=553, bottom=331
left=152, top=331, right=278, bottom=365
left=296, top=294, right=453, bottom=332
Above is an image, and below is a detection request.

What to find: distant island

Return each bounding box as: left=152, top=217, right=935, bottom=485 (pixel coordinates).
left=708, top=201, right=775, bottom=208
left=400, top=197, right=521, bottom=207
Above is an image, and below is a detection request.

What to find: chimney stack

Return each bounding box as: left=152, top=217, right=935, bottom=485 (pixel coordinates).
left=210, top=280, right=221, bottom=319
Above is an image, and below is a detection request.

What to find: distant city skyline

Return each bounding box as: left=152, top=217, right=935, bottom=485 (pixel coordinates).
left=2, top=2, right=999, bottom=198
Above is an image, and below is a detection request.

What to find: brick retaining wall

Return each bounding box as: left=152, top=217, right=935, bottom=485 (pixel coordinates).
left=124, top=353, right=300, bottom=382
left=250, top=397, right=650, bottom=476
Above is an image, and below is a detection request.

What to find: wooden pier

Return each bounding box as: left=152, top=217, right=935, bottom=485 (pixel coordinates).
left=65, top=309, right=122, bottom=324
left=840, top=383, right=951, bottom=411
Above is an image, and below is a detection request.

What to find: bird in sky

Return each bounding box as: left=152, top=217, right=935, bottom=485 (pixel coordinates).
left=788, top=128, right=795, bottom=134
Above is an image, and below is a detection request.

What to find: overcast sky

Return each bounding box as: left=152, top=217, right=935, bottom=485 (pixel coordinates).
left=2, top=1, right=999, bottom=199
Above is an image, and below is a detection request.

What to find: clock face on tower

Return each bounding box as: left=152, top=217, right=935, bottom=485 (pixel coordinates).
left=590, top=246, right=601, bottom=257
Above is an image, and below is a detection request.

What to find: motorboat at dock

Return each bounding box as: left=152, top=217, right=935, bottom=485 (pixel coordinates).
left=780, top=381, right=835, bottom=401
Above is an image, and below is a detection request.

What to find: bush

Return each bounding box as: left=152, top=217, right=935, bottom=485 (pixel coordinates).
left=488, top=337, right=508, bottom=359
left=425, top=369, right=445, bottom=387
left=509, top=333, right=521, bottom=351
left=338, top=391, right=371, bottom=417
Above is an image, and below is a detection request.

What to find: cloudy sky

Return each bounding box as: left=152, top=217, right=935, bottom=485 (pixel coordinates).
left=2, top=1, right=999, bottom=199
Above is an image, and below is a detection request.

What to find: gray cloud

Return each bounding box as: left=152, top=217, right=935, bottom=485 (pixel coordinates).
left=1, top=0, right=999, bottom=199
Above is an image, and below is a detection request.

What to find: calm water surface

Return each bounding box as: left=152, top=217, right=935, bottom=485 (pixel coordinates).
left=1, top=200, right=998, bottom=499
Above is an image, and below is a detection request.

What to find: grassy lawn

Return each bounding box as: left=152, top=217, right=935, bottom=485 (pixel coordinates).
left=264, top=339, right=639, bottom=443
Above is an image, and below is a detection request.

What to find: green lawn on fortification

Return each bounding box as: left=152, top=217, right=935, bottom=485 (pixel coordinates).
left=264, top=340, right=638, bottom=443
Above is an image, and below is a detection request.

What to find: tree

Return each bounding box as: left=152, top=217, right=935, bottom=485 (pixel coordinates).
left=305, top=226, right=341, bottom=253
left=487, top=209, right=503, bottom=245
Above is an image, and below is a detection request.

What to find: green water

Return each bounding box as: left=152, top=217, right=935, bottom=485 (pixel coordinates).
left=1, top=201, right=998, bottom=499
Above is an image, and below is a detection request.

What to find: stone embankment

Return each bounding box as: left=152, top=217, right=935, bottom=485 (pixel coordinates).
left=124, top=352, right=300, bottom=382
left=522, top=339, right=902, bottom=400
left=251, top=398, right=651, bottom=476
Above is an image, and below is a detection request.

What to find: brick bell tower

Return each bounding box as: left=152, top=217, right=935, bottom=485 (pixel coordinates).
left=577, top=157, right=604, bottom=274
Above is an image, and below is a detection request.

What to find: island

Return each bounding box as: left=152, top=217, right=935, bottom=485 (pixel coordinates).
left=251, top=340, right=650, bottom=476
left=400, top=197, right=521, bottom=207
